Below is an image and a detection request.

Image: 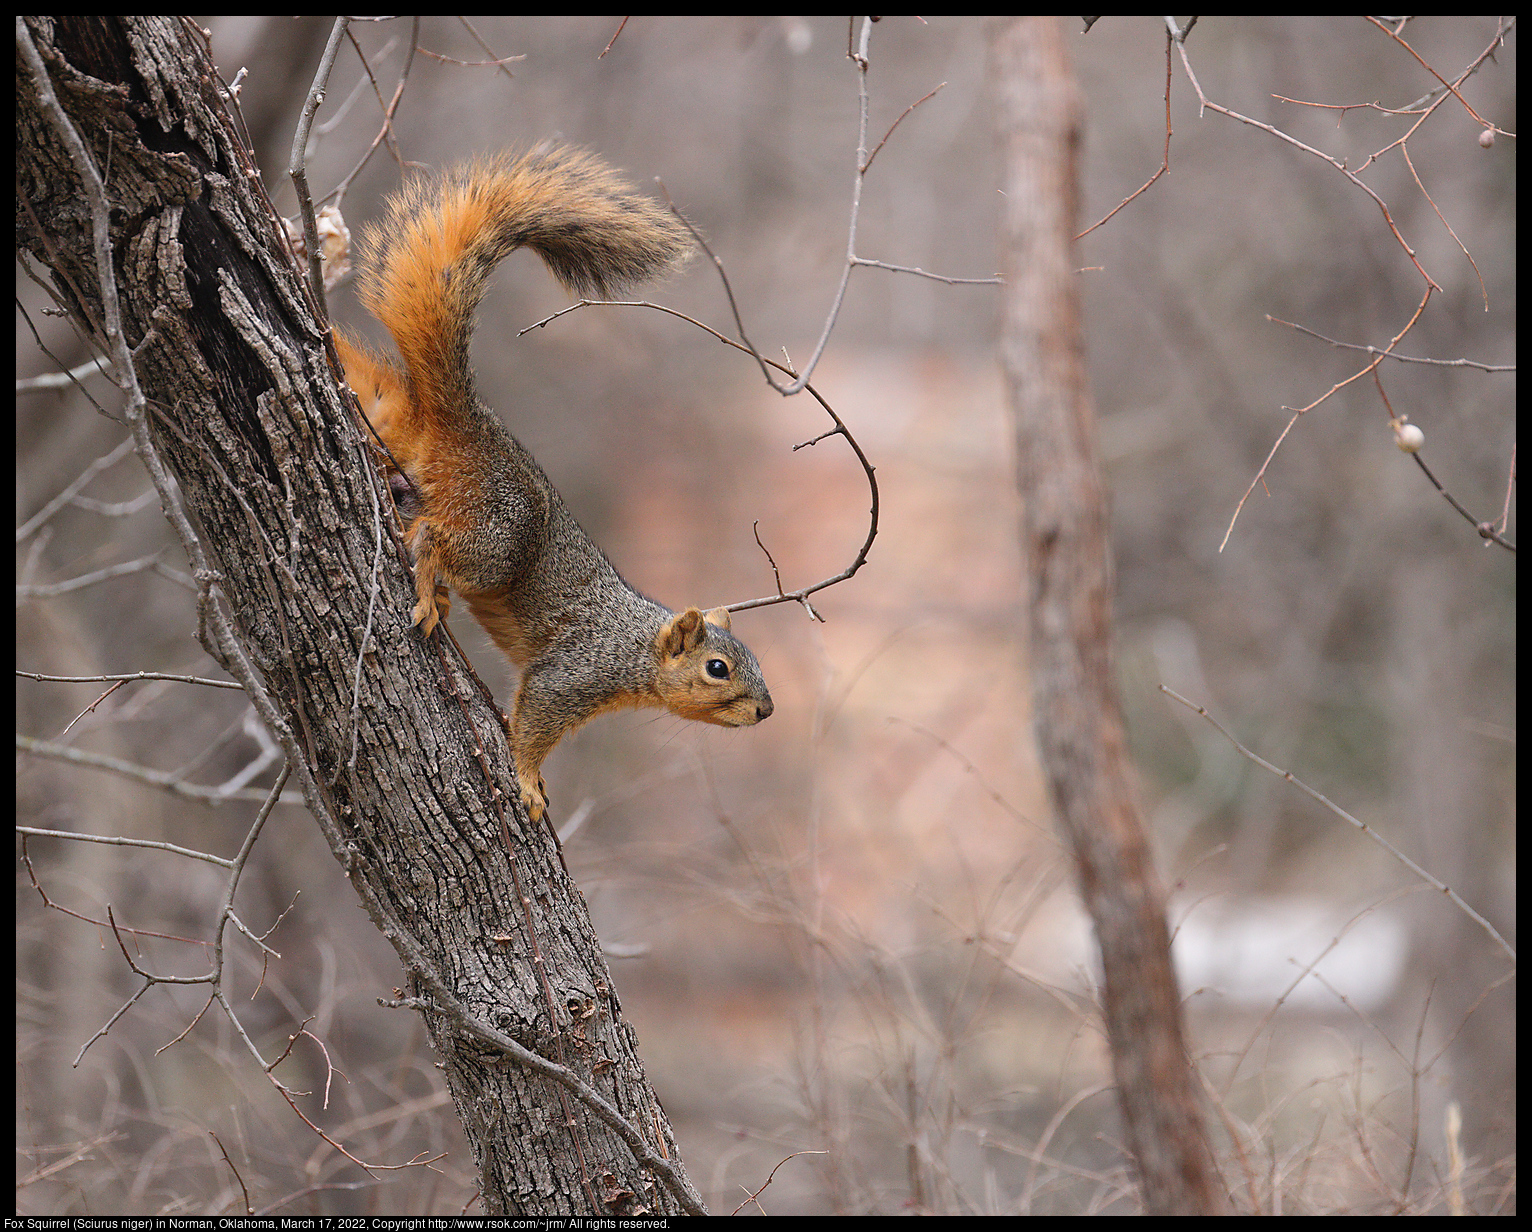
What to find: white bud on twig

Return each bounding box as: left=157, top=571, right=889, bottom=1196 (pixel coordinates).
left=1393, top=421, right=1424, bottom=453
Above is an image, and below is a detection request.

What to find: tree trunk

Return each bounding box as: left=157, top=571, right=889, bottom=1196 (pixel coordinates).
left=989, top=16, right=1228, bottom=1215
left=17, top=15, right=702, bottom=1215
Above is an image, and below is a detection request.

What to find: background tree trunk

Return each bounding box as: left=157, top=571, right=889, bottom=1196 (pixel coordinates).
left=16, top=15, right=702, bottom=1215
left=990, top=16, right=1228, bottom=1215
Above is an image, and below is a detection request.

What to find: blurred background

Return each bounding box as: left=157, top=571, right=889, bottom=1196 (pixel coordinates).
left=17, top=16, right=1514, bottom=1215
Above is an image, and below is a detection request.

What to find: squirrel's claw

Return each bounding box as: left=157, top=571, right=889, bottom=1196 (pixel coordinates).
left=519, top=771, right=549, bottom=822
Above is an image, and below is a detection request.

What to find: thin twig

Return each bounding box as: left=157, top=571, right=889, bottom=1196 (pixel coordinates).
left=1398, top=16, right=1516, bottom=113
left=1160, top=685, right=1515, bottom=963
left=1497, top=444, right=1516, bottom=535
left=519, top=296, right=878, bottom=617
left=850, top=257, right=1001, bottom=284
left=597, top=17, right=629, bottom=59
left=1366, top=16, right=1493, bottom=129
left=17, top=668, right=244, bottom=689
left=1218, top=290, right=1433, bottom=552
left=1398, top=138, right=1486, bottom=310
left=209, top=1132, right=252, bottom=1216
left=1265, top=316, right=1513, bottom=372
left=17, top=733, right=305, bottom=805
left=15, top=825, right=236, bottom=868
left=1409, top=451, right=1516, bottom=552
left=731, top=1150, right=827, bottom=1216
left=16, top=353, right=113, bottom=391
left=1372, top=370, right=1514, bottom=550
left=451, top=17, right=521, bottom=81
left=760, top=14, right=876, bottom=398
left=1078, top=29, right=1173, bottom=239
left=327, top=17, right=420, bottom=200
left=288, top=16, right=351, bottom=318
left=752, top=520, right=786, bottom=597
left=15, top=437, right=135, bottom=541
left=862, top=82, right=946, bottom=175
left=751, top=21, right=989, bottom=396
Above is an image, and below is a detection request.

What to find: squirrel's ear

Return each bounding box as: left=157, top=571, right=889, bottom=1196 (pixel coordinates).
left=703, top=607, right=731, bottom=631
left=657, top=607, right=706, bottom=657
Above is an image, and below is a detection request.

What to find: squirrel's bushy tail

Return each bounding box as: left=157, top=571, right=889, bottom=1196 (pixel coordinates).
left=355, top=144, right=693, bottom=422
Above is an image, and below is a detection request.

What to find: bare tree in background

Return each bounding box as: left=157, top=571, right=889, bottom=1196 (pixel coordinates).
left=991, top=16, right=1228, bottom=1215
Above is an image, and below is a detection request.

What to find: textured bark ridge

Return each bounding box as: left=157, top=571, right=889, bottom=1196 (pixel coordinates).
left=18, top=15, right=702, bottom=1214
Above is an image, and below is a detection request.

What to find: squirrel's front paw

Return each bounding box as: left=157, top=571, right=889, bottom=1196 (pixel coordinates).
left=518, top=771, right=549, bottom=821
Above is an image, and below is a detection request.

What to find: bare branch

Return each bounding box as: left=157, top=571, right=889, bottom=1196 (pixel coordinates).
left=1265, top=316, right=1513, bottom=372
left=1160, top=686, right=1515, bottom=964
left=15, top=825, right=236, bottom=869
left=288, top=17, right=351, bottom=316
left=520, top=296, right=879, bottom=617
left=18, top=667, right=243, bottom=688
left=1078, top=30, right=1173, bottom=239
left=17, top=733, right=304, bottom=805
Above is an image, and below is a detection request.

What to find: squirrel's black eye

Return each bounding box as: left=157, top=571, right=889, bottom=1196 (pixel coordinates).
left=705, top=658, right=730, bottom=680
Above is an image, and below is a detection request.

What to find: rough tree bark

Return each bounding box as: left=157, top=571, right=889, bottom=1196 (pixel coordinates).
left=990, top=16, right=1229, bottom=1215
left=17, top=15, right=703, bottom=1215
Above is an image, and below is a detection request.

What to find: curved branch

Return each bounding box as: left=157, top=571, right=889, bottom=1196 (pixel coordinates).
left=520, top=298, right=879, bottom=620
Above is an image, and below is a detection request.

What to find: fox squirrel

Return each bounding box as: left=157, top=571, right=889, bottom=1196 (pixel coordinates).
left=335, top=145, right=773, bottom=821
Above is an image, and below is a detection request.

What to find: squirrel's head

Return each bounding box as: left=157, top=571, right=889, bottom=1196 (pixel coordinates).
left=653, top=607, right=773, bottom=727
